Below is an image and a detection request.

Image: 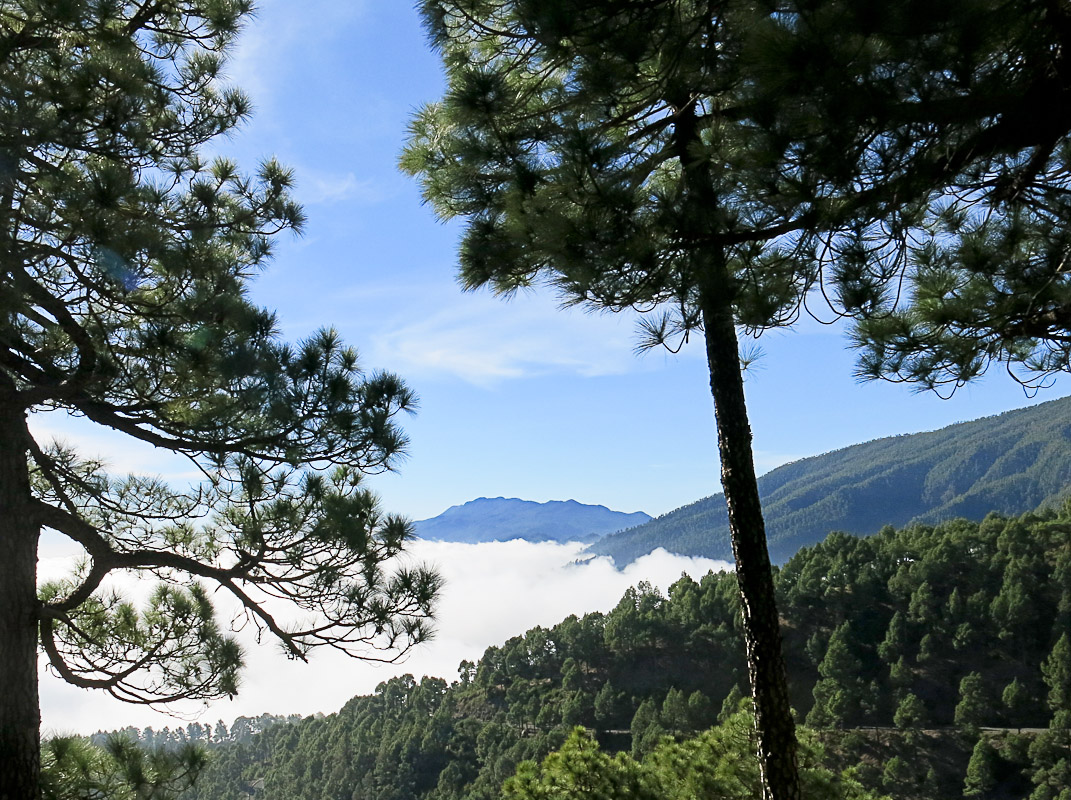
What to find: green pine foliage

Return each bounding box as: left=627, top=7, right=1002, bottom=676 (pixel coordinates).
left=963, top=737, right=998, bottom=798
left=882, top=756, right=914, bottom=794
left=169, top=506, right=1071, bottom=800
left=892, top=693, right=927, bottom=732
left=955, top=673, right=987, bottom=732
left=1002, top=679, right=1031, bottom=729
left=41, top=734, right=206, bottom=800
left=807, top=623, right=865, bottom=728
left=1042, top=634, right=1071, bottom=713
left=502, top=708, right=879, bottom=800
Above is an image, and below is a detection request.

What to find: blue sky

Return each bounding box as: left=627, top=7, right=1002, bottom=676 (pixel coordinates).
left=208, top=1, right=1063, bottom=523
left=37, top=0, right=1071, bottom=736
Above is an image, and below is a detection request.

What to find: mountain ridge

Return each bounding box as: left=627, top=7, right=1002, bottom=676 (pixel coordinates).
left=589, top=395, right=1071, bottom=565
left=415, top=496, right=651, bottom=544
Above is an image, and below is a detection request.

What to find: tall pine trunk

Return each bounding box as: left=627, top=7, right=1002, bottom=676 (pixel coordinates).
left=700, top=282, right=801, bottom=800
left=0, top=396, right=42, bottom=800
left=670, top=93, right=802, bottom=800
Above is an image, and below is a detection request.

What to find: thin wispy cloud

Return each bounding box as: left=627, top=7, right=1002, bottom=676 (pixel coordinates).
left=297, top=169, right=390, bottom=206
left=224, top=1, right=372, bottom=105
left=369, top=292, right=652, bottom=386
left=753, top=450, right=807, bottom=475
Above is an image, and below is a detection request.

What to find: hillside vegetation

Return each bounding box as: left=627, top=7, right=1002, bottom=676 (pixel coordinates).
left=591, top=396, right=1071, bottom=564
left=154, top=506, right=1071, bottom=800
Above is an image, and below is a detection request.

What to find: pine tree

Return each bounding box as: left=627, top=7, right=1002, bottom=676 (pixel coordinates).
left=806, top=622, right=862, bottom=729
left=907, top=581, right=939, bottom=624
left=594, top=681, right=623, bottom=728
left=403, top=5, right=850, bottom=794
left=0, top=4, right=439, bottom=797
left=630, top=698, right=664, bottom=761
left=687, top=691, right=715, bottom=731
left=718, top=685, right=746, bottom=725
left=955, top=672, right=988, bottom=732
left=562, top=691, right=592, bottom=728
left=963, top=736, right=997, bottom=798
left=1003, top=678, right=1030, bottom=731
left=954, top=621, right=979, bottom=652
left=1042, top=634, right=1071, bottom=714
left=991, top=568, right=1037, bottom=644
left=947, top=587, right=966, bottom=623
left=661, top=688, right=690, bottom=735
left=805, top=632, right=825, bottom=666
left=881, top=756, right=914, bottom=794
left=561, top=658, right=583, bottom=692
left=922, top=766, right=941, bottom=797
left=893, top=693, right=927, bottom=731
left=877, top=611, right=909, bottom=663
left=889, top=656, right=912, bottom=690
left=917, top=632, right=939, bottom=663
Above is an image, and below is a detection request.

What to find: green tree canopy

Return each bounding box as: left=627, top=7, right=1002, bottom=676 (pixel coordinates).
left=955, top=672, right=988, bottom=732
left=806, top=622, right=863, bottom=729
left=504, top=709, right=880, bottom=800
left=0, top=3, right=439, bottom=798
left=401, top=2, right=835, bottom=795
left=1003, top=678, right=1031, bottom=729
left=760, top=0, right=1071, bottom=390
left=963, top=736, right=998, bottom=798
left=893, top=692, right=927, bottom=731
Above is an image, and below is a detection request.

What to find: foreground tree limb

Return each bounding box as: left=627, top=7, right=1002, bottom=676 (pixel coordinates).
left=0, top=3, right=439, bottom=798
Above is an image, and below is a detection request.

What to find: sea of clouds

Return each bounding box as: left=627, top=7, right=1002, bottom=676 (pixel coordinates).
left=39, top=538, right=731, bottom=736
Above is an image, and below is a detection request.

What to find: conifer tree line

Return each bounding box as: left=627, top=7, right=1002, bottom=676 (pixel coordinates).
left=165, top=509, right=1071, bottom=800
left=90, top=714, right=303, bottom=752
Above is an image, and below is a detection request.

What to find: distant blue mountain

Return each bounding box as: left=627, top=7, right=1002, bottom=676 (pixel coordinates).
left=414, top=497, right=651, bottom=544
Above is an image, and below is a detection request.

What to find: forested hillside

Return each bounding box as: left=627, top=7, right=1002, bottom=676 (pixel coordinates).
left=169, top=507, right=1071, bottom=800
left=591, top=396, right=1071, bottom=564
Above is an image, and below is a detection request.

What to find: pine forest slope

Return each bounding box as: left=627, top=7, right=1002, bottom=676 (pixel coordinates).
left=171, top=507, right=1071, bottom=800
left=590, top=395, right=1071, bottom=565
left=415, top=497, right=651, bottom=544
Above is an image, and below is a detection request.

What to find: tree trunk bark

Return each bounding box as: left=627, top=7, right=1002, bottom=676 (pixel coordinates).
left=0, top=398, right=42, bottom=800
left=665, top=91, right=801, bottom=800
left=700, top=283, right=801, bottom=800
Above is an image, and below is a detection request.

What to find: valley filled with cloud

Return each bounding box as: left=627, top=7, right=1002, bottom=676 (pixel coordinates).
left=38, top=539, right=731, bottom=736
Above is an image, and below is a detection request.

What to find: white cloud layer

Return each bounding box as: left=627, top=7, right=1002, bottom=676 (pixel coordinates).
left=40, top=540, right=731, bottom=736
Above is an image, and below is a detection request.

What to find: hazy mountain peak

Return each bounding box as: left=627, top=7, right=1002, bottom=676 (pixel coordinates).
left=415, top=497, right=651, bottom=544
